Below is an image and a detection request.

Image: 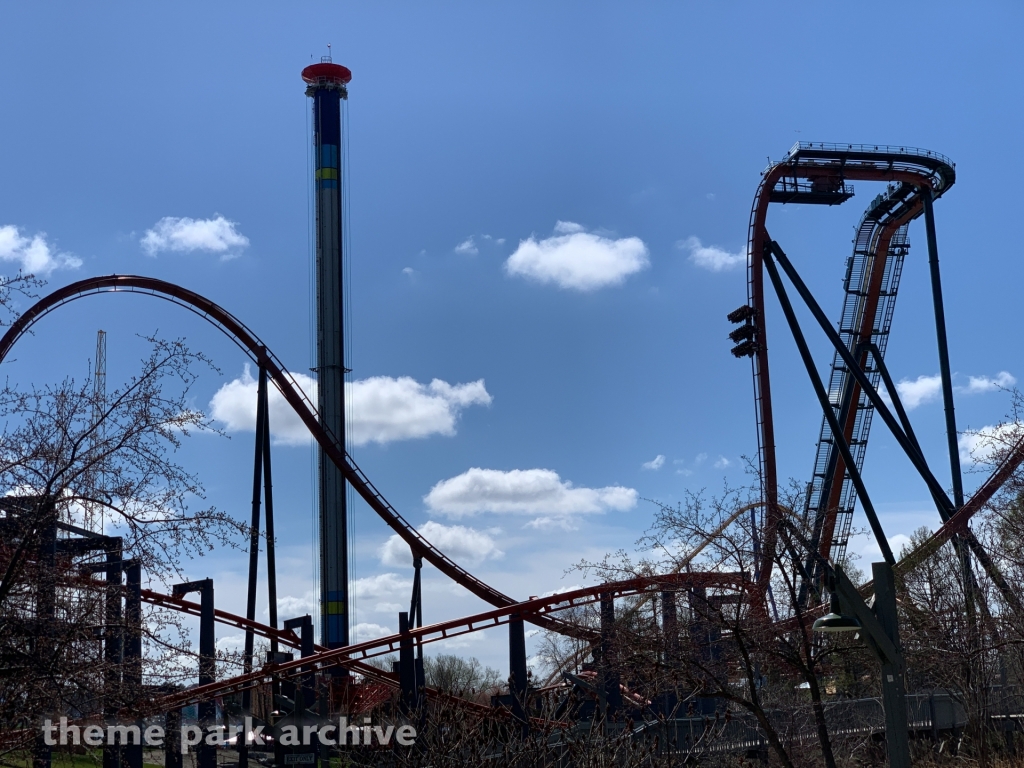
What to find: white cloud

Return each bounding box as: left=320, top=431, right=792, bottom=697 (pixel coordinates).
left=209, top=366, right=491, bottom=447
left=0, top=225, right=81, bottom=275
left=216, top=634, right=245, bottom=652
left=402, top=267, right=417, bottom=276
left=553, top=221, right=584, bottom=234
left=348, top=376, right=492, bottom=445
left=858, top=533, right=912, bottom=564
left=424, top=467, right=637, bottom=529
left=454, top=237, right=478, bottom=255
left=962, top=371, right=1016, bottom=394
left=959, top=423, right=1022, bottom=464
left=887, top=371, right=1016, bottom=411
left=141, top=215, right=249, bottom=257
left=354, top=573, right=412, bottom=602
left=352, top=623, right=393, bottom=642
left=505, top=222, right=649, bottom=291
left=380, top=521, right=504, bottom=567
left=714, top=455, right=731, bottom=469
left=273, top=592, right=317, bottom=617
left=678, top=236, right=744, bottom=272
left=641, top=455, right=665, bottom=471
left=894, top=374, right=943, bottom=410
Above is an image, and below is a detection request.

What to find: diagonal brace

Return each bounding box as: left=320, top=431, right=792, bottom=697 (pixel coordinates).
left=763, top=245, right=894, bottom=564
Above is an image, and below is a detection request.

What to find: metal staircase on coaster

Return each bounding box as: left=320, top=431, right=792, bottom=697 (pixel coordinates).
left=805, top=187, right=913, bottom=566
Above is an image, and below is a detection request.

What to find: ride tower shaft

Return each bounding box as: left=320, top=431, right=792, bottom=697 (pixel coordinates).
left=303, top=58, right=352, bottom=650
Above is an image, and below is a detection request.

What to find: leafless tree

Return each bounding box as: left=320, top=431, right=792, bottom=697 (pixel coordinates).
left=0, top=333, right=245, bottom=757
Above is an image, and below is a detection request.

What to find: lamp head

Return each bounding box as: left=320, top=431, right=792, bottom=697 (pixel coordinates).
left=812, top=592, right=861, bottom=634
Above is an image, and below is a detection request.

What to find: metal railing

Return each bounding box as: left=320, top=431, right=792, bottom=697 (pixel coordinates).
left=788, top=142, right=953, bottom=168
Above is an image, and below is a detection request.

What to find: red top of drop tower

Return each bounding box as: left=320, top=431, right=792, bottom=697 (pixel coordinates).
left=301, top=59, right=352, bottom=87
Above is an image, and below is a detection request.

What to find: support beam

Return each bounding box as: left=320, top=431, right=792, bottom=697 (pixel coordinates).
left=921, top=187, right=965, bottom=510
left=164, top=709, right=182, bottom=768
left=33, top=502, right=57, bottom=768
left=763, top=246, right=893, bottom=563
left=508, top=614, right=529, bottom=734
left=873, top=562, right=911, bottom=768
left=769, top=240, right=955, bottom=514
left=240, top=365, right=267, bottom=768
left=103, top=540, right=124, bottom=768
left=283, top=616, right=315, bottom=711
left=173, top=579, right=215, bottom=768
left=598, top=594, right=621, bottom=718
left=398, top=612, right=416, bottom=714
left=262, top=375, right=279, bottom=653
left=769, top=240, right=1023, bottom=614
left=123, top=561, right=143, bottom=768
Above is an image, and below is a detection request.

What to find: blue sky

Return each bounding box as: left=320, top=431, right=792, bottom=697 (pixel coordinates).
left=2, top=2, right=1022, bottom=672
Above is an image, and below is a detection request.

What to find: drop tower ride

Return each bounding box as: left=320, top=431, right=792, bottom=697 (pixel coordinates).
left=302, top=57, right=352, bottom=650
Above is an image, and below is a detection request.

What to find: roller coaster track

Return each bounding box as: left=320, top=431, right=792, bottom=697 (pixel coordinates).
left=153, top=570, right=747, bottom=710
left=0, top=275, right=578, bottom=636
left=804, top=187, right=915, bottom=567
left=747, top=143, right=956, bottom=591
left=138, top=587, right=504, bottom=718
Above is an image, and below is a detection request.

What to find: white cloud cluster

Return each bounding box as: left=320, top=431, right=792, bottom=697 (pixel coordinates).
left=641, top=455, right=665, bottom=471
left=892, top=374, right=942, bottom=410
left=0, top=225, right=81, bottom=275
left=958, top=423, right=1021, bottom=464
left=888, top=371, right=1017, bottom=411
left=505, top=221, right=649, bottom=291
left=352, top=623, right=393, bottom=642
left=349, top=376, right=491, bottom=445
left=454, top=234, right=505, bottom=255
left=141, top=215, right=249, bottom=258
left=424, top=467, right=637, bottom=530
left=454, top=238, right=478, bottom=255
left=217, top=634, right=245, bottom=652
left=273, top=592, right=317, bottom=617
left=963, top=371, right=1016, bottom=394
left=380, top=521, right=504, bottom=567
left=354, top=572, right=412, bottom=602
left=209, top=367, right=491, bottom=447
left=678, top=236, right=744, bottom=272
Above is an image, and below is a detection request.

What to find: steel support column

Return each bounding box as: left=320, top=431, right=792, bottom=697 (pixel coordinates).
left=173, top=579, right=215, bottom=768
left=598, top=594, right=621, bottom=718
left=103, top=540, right=124, bottom=768
left=262, top=374, right=279, bottom=652
left=123, top=561, right=143, bottom=768
left=398, top=612, right=416, bottom=713
left=873, top=561, right=911, bottom=768
left=164, top=709, right=182, bottom=768
left=508, top=613, right=529, bottom=733
left=240, top=364, right=267, bottom=768
left=33, top=501, right=57, bottom=768
left=921, top=187, right=965, bottom=510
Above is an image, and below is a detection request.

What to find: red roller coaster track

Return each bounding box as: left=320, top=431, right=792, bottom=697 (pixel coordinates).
left=0, top=275, right=579, bottom=634
left=153, top=570, right=747, bottom=710
left=746, top=143, right=957, bottom=591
